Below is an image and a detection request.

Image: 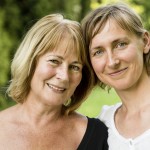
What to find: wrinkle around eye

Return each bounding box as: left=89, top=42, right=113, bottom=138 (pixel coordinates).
left=90, top=49, right=105, bottom=57
left=49, top=59, right=59, bottom=64
left=96, top=50, right=104, bottom=56
left=70, top=65, right=82, bottom=72
left=116, top=42, right=127, bottom=48
left=47, top=59, right=60, bottom=67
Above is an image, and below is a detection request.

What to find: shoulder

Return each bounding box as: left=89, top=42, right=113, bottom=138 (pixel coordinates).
left=98, top=103, right=122, bottom=126
left=0, top=104, right=19, bottom=125
left=69, top=112, right=108, bottom=134
left=77, top=117, right=108, bottom=150
left=0, top=106, right=13, bottom=120
left=67, top=112, right=88, bottom=136
left=69, top=112, right=87, bottom=125
left=86, top=117, right=108, bottom=138
left=87, top=117, right=107, bottom=131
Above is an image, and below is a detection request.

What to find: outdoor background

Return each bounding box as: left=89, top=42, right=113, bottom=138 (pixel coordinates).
left=0, top=0, right=150, bottom=117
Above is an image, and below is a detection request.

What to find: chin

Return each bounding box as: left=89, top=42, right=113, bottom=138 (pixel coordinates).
left=109, top=82, right=128, bottom=91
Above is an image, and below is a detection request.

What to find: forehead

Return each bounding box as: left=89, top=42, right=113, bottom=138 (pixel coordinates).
left=36, top=24, right=84, bottom=62
left=40, top=34, right=82, bottom=63
left=53, top=37, right=78, bottom=56
left=95, top=19, right=128, bottom=35
left=91, top=19, right=132, bottom=48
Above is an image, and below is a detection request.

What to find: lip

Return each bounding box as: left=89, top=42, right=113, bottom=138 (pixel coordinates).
left=47, top=83, right=66, bottom=92
left=108, top=67, right=128, bottom=76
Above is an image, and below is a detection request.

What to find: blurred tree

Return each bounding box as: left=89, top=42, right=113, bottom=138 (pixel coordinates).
left=131, top=0, right=150, bottom=31
left=0, top=7, right=14, bottom=108
left=80, top=0, right=91, bottom=21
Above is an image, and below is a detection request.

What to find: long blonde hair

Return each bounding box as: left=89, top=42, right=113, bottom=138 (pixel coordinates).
left=7, top=14, right=94, bottom=115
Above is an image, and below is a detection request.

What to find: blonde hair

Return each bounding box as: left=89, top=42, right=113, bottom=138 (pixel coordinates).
left=7, top=14, right=94, bottom=115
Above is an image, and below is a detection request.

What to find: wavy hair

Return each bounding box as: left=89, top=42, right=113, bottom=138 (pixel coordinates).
left=7, top=14, right=94, bottom=115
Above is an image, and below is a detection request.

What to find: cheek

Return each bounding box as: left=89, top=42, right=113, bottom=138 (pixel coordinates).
left=31, top=68, right=55, bottom=94
left=71, top=73, right=82, bottom=88
left=38, top=64, right=55, bottom=77
left=119, top=46, right=143, bottom=63
left=120, top=51, right=134, bottom=62
left=76, top=74, right=82, bottom=85
left=91, top=58, right=105, bottom=74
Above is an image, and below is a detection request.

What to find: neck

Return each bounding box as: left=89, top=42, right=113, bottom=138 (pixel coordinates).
left=116, top=74, right=150, bottom=113
left=19, top=99, right=63, bottom=128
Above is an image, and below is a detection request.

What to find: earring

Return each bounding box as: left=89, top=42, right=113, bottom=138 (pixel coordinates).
left=63, top=98, right=71, bottom=106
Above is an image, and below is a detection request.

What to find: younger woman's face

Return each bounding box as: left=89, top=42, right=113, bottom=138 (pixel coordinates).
left=90, top=19, right=149, bottom=91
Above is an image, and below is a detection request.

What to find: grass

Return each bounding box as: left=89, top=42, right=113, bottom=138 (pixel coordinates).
left=77, top=86, right=121, bottom=117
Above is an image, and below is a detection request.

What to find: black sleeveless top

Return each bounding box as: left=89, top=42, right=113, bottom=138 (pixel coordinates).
left=77, top=117, right=108, bottom=150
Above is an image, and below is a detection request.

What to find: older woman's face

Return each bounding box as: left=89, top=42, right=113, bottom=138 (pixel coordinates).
left=28, top=39, right=83, bottom=106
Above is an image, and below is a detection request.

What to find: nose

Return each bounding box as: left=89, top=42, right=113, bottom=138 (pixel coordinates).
left=107, top=52, right=120, bottom=68
left=56, top=66, right=69, bottom=81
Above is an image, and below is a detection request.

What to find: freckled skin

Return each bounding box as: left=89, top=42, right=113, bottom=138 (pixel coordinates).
left=29, top=39, right=82, bottom=106
left=90, top=19, right=145, bottom=91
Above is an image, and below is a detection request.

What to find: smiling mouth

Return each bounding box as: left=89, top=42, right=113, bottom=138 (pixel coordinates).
left=47, top=83, right=66, bottom=92
left=108, top=67, right=128, bottom=76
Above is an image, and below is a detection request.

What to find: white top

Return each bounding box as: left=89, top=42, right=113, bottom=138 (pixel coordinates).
left=98, top=103, right=150, bottom=150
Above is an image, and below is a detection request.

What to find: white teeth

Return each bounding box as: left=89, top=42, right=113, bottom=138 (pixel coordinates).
left=47, top=84, right=65, bottom=91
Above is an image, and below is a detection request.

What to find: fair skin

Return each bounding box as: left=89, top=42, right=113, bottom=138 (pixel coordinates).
left=0, top=38, right=87, bottom=150
left=90, top=19, right=150, bottom=138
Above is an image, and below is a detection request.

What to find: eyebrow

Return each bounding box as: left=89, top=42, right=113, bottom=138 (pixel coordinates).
left=112, top=37, right=129, bottom=44
left=72, top=61, right=83, bottom=65
left=47, top=55, right=83, bottom=65
left=91, top=37, right=129, bottom=51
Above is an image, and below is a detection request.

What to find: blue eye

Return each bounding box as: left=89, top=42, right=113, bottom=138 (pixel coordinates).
left=94, top=50, right=104, bottom=56
left=117, top=42, right=127, bottom=48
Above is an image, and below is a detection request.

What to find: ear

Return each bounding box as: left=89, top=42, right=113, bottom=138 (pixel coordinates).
left=143, top=32, right=150, bottom=54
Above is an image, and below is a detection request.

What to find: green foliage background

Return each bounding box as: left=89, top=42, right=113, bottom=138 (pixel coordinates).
left=77, top=87, right=120, bottom=117
left=0, top=0, right=150, bottom=116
